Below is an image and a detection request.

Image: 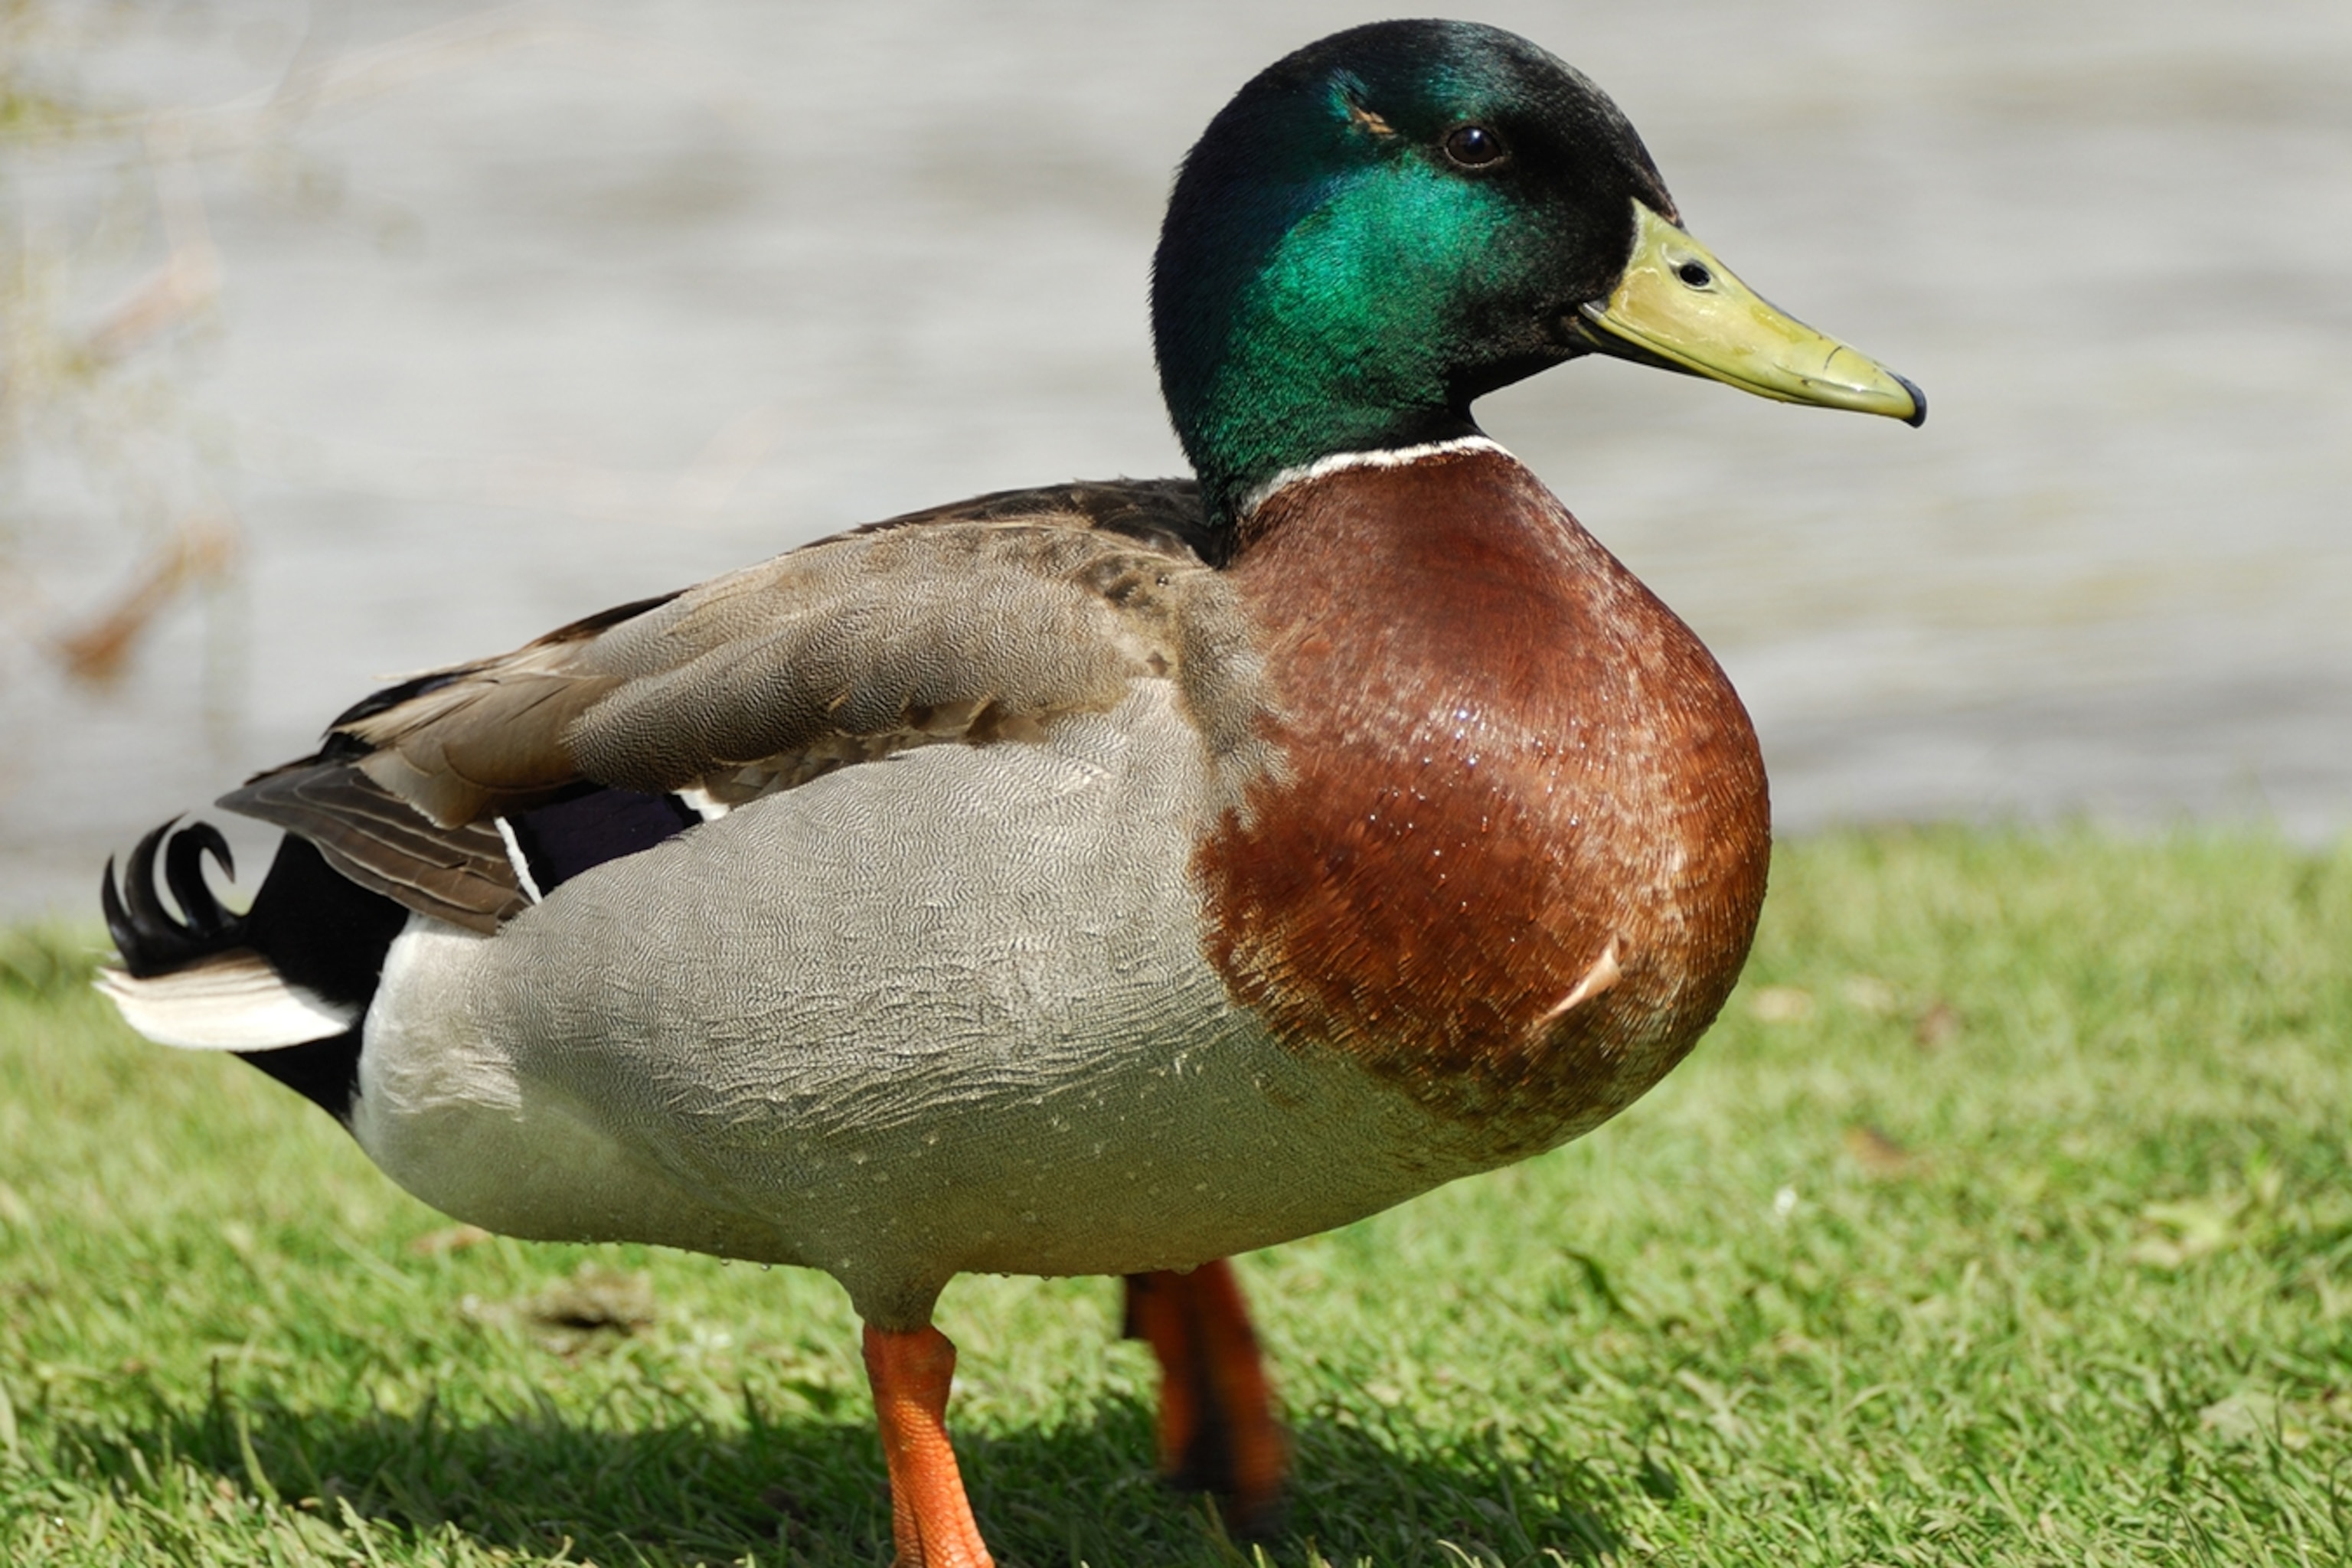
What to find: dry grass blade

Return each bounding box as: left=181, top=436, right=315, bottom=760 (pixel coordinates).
left=53, top=511, right=239, bottom=684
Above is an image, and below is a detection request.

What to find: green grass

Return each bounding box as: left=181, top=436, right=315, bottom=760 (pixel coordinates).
left=5, top=826, right=2352, bottom=1566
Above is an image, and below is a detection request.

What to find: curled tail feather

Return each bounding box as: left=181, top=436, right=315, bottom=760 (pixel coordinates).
left=102, top=818, right=240, bottom=977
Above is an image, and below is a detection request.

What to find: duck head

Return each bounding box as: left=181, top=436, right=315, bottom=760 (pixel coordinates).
left=1151, top=19, right=1925, bottom=533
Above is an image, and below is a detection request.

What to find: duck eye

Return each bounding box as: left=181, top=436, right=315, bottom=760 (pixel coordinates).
left=1443, top=124, right=1506, bottom=168
left=1676, top=261, right=1713, bottom=288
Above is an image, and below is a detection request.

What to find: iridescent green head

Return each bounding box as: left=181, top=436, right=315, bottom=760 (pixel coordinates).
left=1151, top=20, right=1922, bottom=532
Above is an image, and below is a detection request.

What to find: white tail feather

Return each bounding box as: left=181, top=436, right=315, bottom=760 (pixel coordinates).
left=96, top=952, right=355, bottom=1050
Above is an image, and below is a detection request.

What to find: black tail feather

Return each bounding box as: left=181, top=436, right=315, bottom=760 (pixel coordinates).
left=164, top=820, right=236, bottom=935
left=103, top=819, right=246, bottom=978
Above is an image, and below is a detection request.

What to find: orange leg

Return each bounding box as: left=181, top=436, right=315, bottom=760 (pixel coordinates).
left=1122, top=1258, right=1288, bottom=1539
left=861, top=1322, right=994, bottom=1568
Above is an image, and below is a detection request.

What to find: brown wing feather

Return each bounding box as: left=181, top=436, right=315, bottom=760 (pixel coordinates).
left=219, top=478, right=1222, bottom=926
left=220, top=760, right=527, bottom=933
left=562, top=521, right=1194, bottom=795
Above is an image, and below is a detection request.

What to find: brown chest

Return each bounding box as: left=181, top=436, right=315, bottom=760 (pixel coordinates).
left=1193, top=446, right=1769, bottom=1145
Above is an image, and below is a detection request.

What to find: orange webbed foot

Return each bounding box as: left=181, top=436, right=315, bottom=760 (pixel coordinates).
left=1122, top=1257, right=1288, bottom=1539
left=862, top=1321, right=994, bottom=1568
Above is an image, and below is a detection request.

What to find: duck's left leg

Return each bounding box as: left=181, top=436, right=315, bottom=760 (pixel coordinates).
left=862, top=1321, right=994, bottom=1568
left=1122, top=1258, right=1288, bottom=1538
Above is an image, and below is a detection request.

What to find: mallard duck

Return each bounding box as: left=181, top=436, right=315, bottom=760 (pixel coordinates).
left=99, top=19, right=1920, bottom=1565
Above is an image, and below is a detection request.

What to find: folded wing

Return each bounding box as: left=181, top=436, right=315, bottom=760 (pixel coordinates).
left=223, top=479, right=1225, bottom=932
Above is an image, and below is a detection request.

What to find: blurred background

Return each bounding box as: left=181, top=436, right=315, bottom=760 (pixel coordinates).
left=3, top=0, right=2347, bottom=923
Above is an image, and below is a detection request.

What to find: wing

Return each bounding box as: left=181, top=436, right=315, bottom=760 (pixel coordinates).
left=221, top=477, right=1248, bottom=933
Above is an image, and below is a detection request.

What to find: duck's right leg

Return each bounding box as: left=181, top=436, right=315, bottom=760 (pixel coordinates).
left=1122, top=1258, right=1288, bottom=1539
left=861, top=1322, right=994, bottom=1568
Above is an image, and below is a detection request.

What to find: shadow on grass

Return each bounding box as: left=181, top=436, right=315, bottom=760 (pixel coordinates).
left=52, top=1383, right=1640, bottom=1566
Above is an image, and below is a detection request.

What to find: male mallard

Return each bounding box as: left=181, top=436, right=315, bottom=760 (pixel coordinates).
left=100, top=20, right=1920, bottom=1565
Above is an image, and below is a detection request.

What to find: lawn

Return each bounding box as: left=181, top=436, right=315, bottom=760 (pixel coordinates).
left=3, top=826, right=2350, bottom=1566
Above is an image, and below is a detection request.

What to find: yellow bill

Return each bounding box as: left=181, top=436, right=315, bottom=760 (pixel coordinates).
left=1581, top=201, right=1926, bottom=426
